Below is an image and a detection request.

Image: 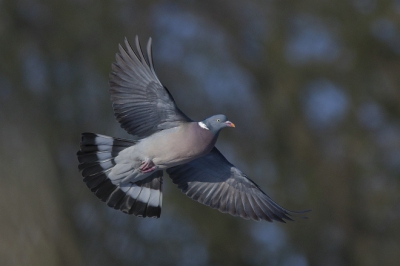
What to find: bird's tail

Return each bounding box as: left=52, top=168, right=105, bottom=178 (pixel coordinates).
left=77, top=133, right=163, bottom=218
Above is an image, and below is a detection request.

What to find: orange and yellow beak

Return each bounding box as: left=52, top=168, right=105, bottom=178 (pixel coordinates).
left=225, top=121, right=235, bottom=128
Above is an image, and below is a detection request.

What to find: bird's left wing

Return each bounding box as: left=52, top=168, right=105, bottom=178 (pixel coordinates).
left=167, top=148, right=309, bottom=222
left=109, top=36, right=191, bottom=138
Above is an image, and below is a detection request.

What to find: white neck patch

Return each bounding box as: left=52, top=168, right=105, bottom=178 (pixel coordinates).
left=198, top=121, right=209, bottom=130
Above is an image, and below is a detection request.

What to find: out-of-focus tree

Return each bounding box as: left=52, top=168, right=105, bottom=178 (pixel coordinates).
left=0, top=0, right=399, bottom=265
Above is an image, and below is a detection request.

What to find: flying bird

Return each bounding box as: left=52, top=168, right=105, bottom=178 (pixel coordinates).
left=77, top=36, right=308, bottom=222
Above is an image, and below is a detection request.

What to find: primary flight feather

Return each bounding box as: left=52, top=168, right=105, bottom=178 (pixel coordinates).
left=77, top=36, right=309, bottom=222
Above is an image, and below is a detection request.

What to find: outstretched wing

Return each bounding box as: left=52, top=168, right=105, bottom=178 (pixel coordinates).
left=167, top=148, right=309, bottom=222
left=109, top=36, right=191, bottom=138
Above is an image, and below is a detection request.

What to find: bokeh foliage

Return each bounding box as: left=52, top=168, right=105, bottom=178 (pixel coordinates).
left=1, top=0, right=399, bottom=265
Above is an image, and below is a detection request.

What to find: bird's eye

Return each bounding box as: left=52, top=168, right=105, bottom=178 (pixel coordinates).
left=217, top=119, right=221, bottom=122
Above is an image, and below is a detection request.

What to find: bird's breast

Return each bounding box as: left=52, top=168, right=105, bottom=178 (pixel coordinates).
left=142, top=123, right=217, bottom=168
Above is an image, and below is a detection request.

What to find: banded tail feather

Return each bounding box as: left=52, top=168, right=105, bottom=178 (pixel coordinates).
left=77, top=133, right=163, bottom=218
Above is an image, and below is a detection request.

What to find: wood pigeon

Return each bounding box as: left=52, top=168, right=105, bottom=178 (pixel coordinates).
left=77, top=36, right=309, bottom=222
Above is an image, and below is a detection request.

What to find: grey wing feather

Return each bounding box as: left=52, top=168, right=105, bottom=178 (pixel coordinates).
left=109, top=36, right=191, bottom=138
left=167, top=148, right=310, bottom=222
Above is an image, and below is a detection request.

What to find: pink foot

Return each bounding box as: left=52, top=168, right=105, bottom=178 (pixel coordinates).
left=140, top=160, right=156, bottom=173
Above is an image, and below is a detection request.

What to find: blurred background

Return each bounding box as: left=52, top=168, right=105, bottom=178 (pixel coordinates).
left=1, top=0, right=400, bottom=265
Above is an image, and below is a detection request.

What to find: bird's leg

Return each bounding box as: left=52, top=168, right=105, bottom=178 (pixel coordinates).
left=139, top=159, right=156, bottom=173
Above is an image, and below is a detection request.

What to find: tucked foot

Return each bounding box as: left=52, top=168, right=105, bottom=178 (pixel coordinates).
left=140, top=159, right=156, bottom=173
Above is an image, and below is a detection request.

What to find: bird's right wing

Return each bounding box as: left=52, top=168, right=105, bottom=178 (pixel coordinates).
left=167, top=148, right=309, bottom=222
left=109, top=36, right=191, bottom=139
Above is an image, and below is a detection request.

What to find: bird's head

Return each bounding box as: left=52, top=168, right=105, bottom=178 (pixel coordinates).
left=199, top=114, right=235, bottom=134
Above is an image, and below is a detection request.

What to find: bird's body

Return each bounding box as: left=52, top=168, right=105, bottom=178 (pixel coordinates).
left=109, top=122, right=218, bottom=185
left=77, top=36, right=309, bottom=221
left=136, top=122, right=217, bottom=169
